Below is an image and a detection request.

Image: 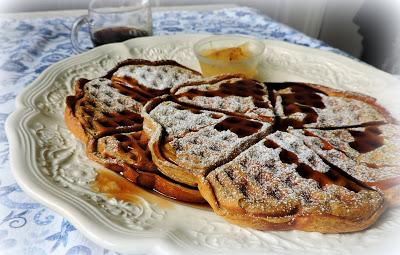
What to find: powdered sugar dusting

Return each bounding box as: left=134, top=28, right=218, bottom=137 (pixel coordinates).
left=290, top=129, right=400, bottom=182
left=169, top=120, right=271, bottom=173
left=114, top=65, right=199, bottom=90
left=84, top=78, right=142, bottom=113
left=149, top=101, right=225, bottom=138
left=313, top=97, right=386, bottom=128
left=171, top=127, right=243, bottom=171
left=268, top=131, right=330, bottom=173
left=305, top=125, right=400, bottom=167
left=99, top=135, right=120, bottom=154
left=175, top=78, right=274, bottom=120
left=207, top=136, right=384, bottom=216
left=274, top=86, right=387, bottom=127
left=175, top=78, right=243, bottom=94
left=91, top=135, right=122, bottom=165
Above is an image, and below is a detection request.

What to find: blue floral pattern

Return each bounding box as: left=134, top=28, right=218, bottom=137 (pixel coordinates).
left=0, top=7, right=344, bottom=255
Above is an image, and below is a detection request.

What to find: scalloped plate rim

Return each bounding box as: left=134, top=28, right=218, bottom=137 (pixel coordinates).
left=5, top=34, right=400, bottom=255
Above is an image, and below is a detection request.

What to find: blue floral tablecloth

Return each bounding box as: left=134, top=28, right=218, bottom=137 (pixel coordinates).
left=0, top=7, right=343, bottom=255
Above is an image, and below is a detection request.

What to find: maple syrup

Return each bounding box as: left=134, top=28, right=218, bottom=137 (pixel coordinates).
left=91, top=169, right=210, bottom=210
left=91, top=169, right=173, bottom=208
left=91, top=26, right=149, bottom=46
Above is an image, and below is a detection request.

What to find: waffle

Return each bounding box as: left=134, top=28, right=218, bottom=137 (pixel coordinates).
left=65, top=78, right=144, bottom=142
left=289, top=125, right=400, bottom=205
left=200, top=132, right=385, bottom=233
left=143, top=78, right=398, bottom=233
left=301, top=124, right=400, bottom=167
left=144, top=98, right=272, bottom=186
left=66, top=59, right=399, bottom=233
left=270, top=82, right=394, bottom=129
left=65, top=59, right=205, bottom=202
left=86, top=131, right=204, bottom=202
left=65, top=59, right=201, bottom=142
left=172, top=74, right=275, bottom=122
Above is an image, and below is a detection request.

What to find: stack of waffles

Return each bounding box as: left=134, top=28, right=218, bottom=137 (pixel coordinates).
left=65, top=59, right=400, bottom=233
left=65, top=59, right=205, bottom=202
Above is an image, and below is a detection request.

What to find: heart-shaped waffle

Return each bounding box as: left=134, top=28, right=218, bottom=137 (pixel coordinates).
left=66, top=59, right=399, bottom=233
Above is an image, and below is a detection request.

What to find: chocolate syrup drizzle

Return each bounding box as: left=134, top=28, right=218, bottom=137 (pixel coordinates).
left=167, top=80, right=391, bottom=192
left=97, top=71, right=391, bottom=194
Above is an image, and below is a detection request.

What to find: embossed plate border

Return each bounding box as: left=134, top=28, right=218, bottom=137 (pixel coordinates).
left=6, top=34, right=400, bottom=255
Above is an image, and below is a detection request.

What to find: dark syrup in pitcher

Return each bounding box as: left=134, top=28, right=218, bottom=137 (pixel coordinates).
left=91, top=26, right=149, bottom=46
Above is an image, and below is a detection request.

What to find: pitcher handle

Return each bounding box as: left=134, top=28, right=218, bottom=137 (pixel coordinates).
left=71, top=15, right=90, bottom=53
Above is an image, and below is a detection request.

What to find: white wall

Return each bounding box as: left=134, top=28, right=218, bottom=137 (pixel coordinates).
left=319, top=0, right=365, bottom=57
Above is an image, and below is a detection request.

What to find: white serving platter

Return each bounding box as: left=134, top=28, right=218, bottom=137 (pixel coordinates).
left=6, top=34, right=400, bottom=255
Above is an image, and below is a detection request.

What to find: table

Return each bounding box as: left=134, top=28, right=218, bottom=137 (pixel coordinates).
left=0, top=5, right=345, bottom=255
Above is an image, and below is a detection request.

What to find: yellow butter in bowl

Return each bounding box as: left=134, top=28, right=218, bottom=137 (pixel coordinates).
left=194, top=36, right=265, bottom=78
left=203, top=43, right=251, bottom=61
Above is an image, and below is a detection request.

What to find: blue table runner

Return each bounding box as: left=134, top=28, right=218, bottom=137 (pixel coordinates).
left=0, top=7, right=342, bottom=255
